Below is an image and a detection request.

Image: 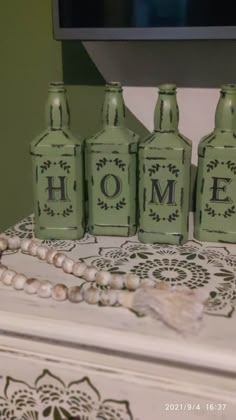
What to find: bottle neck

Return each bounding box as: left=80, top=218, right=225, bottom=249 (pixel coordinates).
left=45, top=85, right=70, bottom=130
left=154, top=89, right=179, bottom=132
left=215, top=88, right=236, bottom=132
left=102, top=86, right=126, bottom=128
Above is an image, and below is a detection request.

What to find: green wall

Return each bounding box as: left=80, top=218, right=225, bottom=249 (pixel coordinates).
left=0, top=0, right=61, bottom=231
left=0, top=1, right=148, bottom=232
left=61, top=41, right=149, bottom=141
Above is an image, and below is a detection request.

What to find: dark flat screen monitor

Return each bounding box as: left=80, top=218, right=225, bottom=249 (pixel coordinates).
left=53, top=0, right=236, bottom=40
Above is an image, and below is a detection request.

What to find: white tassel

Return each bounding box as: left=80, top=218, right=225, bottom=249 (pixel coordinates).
left=120, top=282, right=208, bottom=334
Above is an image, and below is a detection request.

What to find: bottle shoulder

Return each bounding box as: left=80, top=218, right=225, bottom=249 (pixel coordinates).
left=86, top=126, right=138, bottom=146
left=139, top=130, right=192, bottom=150
left=31, top=129, right=84, bottom=150
left=198, top=130, right=236, bottom=150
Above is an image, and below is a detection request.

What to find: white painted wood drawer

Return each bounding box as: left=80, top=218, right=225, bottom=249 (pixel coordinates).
left=0, top=335, right=235, bottom=420
left=1, top=215, right=236, bottom=419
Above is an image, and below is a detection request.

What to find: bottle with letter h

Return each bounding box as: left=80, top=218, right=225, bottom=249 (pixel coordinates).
left=31, top=82, right=236, bottom=244
left=31, top=82, right=85, bottom=240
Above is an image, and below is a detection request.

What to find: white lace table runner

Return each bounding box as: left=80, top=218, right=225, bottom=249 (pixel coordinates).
left=4, top=215, right=236, bottom=319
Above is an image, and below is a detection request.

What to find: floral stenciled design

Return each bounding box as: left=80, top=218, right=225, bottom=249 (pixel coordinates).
left=204, top=160, right=236, bottom=219
left=0, top=370, right=133, bottom=420
left=95, top=158, right=127, bottom=212
left=224, top=255, right=236, bottom=271
left=208, top=285, right=236, bottom=317
left=83, top=240, right=236, bottom=318
left=131, top=259, right=211, bottom=288
left=42, top=232, right=97, bottom=252
left=176, top=245, right=226, bottom=266
left=147, top=163, right=181, bottom=223
left=4, top=216, right=34, bottom=239
left=41, top=239, right=77, bottom=252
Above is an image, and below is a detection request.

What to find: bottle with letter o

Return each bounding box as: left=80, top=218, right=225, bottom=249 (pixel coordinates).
left=86, top=82, right=138, bottom=236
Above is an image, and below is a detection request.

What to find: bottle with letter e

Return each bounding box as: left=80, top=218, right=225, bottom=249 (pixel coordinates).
left=86, top=82, right=138, bottom=236
left=31, top=82, right=85, bottom=240
left=138, top=84, right=192, bottom=245
left=195, top=84, right=236, bottom=242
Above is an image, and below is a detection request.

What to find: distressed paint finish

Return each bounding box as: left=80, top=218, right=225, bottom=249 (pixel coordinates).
left=195, top=85, right=236, bottom=243
left=1, top=219, right=236, bottom=419
left=86, top=83, right=138, bottom=236
left=138, top=84, right=192, bottom=245
left=31, top=83, right=85, bottom=240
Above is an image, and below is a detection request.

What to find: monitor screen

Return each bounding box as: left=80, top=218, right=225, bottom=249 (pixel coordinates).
left=53, top=0, right=236, bottom=40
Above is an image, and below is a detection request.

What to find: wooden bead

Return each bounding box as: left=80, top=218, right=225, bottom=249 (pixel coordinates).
left=28, top=241, right=40, bottom=256
left=12, top=274, right=27, bottom=290
left=24, top=278, right=41, bottom=294
left=110, top=274, right=124, bottom=290
left=0, top=234, right=7, bottom=239
left=140, top=278, right=156, bottom=288
left=36, top=245, right=49, bottom=260
left=72, top=262, right=87, bottom=277
left=117, top=290, right=134, bottom=308
left=83, top=266, right=98, bottom=282
left=68, top=286, right=83, bottom=303
left=46, top=249, right=58, bottom=264
left=100, top=289, right=117, bottom=306
left=0, top=237, right=8, bottom=252
left=7, top=236, right=21, bottom=250
left=0, top=265, right=8, bottom=277
left=20, top=239, right=32, bottom=253
left=62, top=258, right=75, bottom=274
left=1, top=269, right=16, bottom=286
left=83, top=287, right=100, bottom=304
left=95, top=271, right=112, bottom=286
left=124, top=274, right=140, bottom=291
left=38, top=280, right=52, bottom=298
left=53, top=253, right=66, bottom=268
left=51, top=284, right=68, bottom=301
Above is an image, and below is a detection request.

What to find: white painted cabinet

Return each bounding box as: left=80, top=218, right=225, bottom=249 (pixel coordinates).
left=0, top=215, right=235, bottom=419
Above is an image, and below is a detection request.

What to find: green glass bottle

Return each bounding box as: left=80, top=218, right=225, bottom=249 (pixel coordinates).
left=86, top=82, right=138, bottom=236
left=195, top=84, right=236, bottom=243
left=138, top=84, right=192, bottom=245
left=31, top=82, right=85, bottom=240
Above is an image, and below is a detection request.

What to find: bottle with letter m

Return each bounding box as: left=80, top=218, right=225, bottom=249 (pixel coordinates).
left=31, top=82, right=85, bottom=240
left=138, top=84, right=192, bottom=245
left=195, top=84, right=236, bottom=242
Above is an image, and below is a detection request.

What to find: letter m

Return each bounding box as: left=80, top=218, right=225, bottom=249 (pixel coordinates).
left=150, top=179, right=177, bottom=205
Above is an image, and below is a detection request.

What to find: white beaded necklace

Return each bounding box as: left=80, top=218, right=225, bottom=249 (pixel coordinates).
left=0, top=236, right=208, bottom=334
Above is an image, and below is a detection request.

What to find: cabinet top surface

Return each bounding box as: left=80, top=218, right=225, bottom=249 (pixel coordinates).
left=1, top=214, right=236, bottom=375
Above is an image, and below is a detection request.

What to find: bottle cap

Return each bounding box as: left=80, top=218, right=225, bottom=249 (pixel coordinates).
left=221, top=84, right=236, bottom=94
left=105, top=82, right=123, bottom=92
left=48, top=82, right=65, bottom=92
left=159, top=84, right=176, bottom=93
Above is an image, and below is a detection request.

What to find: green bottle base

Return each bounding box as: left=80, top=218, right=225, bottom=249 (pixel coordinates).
left=138, top=230, right=188, bottom=245
left=194, top=227, right=236, bottom=244
left=89, top=224, right=136, bottom=237
left=34, top=226, right=85, bottom=240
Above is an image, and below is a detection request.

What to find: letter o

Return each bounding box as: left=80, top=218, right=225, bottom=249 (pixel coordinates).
left=100, top=174, right=121, bottom=199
